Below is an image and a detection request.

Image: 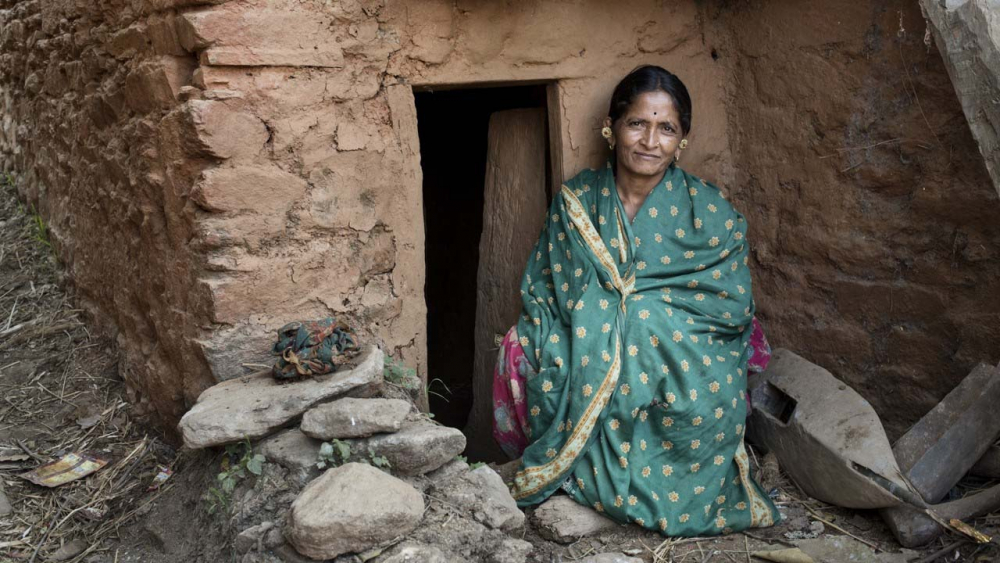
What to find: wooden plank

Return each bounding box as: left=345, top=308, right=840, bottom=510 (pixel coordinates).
left=465, top=108, right=548, bottom=461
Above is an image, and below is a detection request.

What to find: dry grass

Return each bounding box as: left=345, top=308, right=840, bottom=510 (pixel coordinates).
left=0, top=173, right=173, bottom=562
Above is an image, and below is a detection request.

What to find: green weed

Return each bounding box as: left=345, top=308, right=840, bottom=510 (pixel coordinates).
left=317, top=439, right=352, bottom=469
left=28, top=205, right=50, bottom=249
left=317, top=439, right=392, bottom=471
left=383, top=356, right=420, bottom=390
left=205, top=440, right=265, bottom=515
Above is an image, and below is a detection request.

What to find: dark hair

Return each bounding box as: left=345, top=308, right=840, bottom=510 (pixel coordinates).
left=608, top=65, right=692, bottom=135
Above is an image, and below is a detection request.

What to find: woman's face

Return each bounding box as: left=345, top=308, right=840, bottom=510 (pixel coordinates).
left=607, top=90, right=684, bottom=180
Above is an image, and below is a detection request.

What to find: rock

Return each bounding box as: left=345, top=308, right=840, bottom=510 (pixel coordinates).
left=302, top=397, right=411, bottom=440
left=192, top=165, right=309, bottom=214
left=178, top=346, right=384, bottom=448
left=257, top=429, right=323, bottom=485
left=353, top=418, right=465, bottom=476
left=0, top=488, right=11, bottom=517
left=381, top=543, right=462, bottom=563
left=434, top=466, right=524, bottom=531
left=286, top=463, right=424, bottom=560
left=579, top=554, right=643, bottom=563
left=795, top=536, right=882, bottom=563
left=264, top=526, right=285, bottom=549
left=425, top=458, right=469, bottom=484
left=532, top=495, right=619, bottom=543
left=273, top=544, right=317, bottom=563
left=488, top=538, right=532, bottom=563
left=380, top=369, right=423, bottom=405
left=235, top=521, right=274, bottom=554
left=50, top=539, right=88, bottom=561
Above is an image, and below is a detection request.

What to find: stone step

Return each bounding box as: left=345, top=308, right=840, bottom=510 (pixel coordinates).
left=431, top=465, right=525, bottom=531
left=531, top=495, right=619, bottom=543
left=302, top=397, right=412, bottom=440
left=178, top=346, right=383, bottom=449
left=348, top=417, right=466, bottom=476
left=286, top=463, right=424, bottom=560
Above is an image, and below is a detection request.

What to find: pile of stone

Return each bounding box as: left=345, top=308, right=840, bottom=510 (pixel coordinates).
left=177, top=346, right=530, bottom=562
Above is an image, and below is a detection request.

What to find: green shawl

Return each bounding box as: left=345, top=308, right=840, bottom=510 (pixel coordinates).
left=511, top=162, right=779, bottom=536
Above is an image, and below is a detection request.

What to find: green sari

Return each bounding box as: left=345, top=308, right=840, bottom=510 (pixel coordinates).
left=511, top=161, right=779, bottom=536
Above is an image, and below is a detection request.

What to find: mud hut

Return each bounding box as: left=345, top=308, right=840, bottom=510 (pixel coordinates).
left=1, top=0, right=999, bottom=459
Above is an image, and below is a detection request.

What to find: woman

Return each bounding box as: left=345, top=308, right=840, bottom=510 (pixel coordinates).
left=492, top=66, right=779, bottom=536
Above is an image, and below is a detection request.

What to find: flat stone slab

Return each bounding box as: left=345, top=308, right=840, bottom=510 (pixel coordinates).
left=178, top=346, right=383, bottom=449
left=434, top=466, right=525, bottom=531
left=302, top=397, right=411, bottom=439
left=286, top=463, right=424, bottom=560
left=352, top=418, right=466, bottom=476
left=258, top=428, right=323, bottom=484
left=532, top=495, right=619, bottom=543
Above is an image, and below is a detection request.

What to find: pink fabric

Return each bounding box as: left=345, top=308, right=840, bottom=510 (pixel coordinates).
left=492, top=320, right=772, bottom=459
left=491, top=327, right=533, bottom=459
left=747, top=317, right=772, bottom=374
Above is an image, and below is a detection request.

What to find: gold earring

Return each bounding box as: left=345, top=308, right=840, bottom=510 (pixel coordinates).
left=679, top=139, right=689, bottom=150
left=601, top=127, right=615, bottom=149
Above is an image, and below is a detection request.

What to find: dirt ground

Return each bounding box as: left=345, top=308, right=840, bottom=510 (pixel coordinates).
left=2, top=177, right=998, bottom=562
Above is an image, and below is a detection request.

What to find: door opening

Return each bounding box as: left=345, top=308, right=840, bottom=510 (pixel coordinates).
left=417, top=84, right=550, bottom=461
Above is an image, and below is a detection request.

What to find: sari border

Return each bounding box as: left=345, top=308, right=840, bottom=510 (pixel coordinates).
left=560, top=186, right=634, bottom=303
left=512, top=338, right=621, bottom=499
left=512, top=186, right=630, bottom=500
left=734, top=440, right=776, bottom=527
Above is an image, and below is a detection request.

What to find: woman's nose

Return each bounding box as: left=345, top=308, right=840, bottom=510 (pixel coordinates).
left=642, top=126, right=658, bottom=148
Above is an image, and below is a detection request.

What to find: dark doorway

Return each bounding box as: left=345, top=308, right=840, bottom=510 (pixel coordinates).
left=417, top=84, right=550, bottom=458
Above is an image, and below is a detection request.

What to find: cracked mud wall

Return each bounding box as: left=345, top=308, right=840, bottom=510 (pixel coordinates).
left=175, top=0, right=731, bottom=412
left=713, top=0, right=1000, bottom=439
left=9, top=0, right=994, bottom=442
left=2, top=0, right=731, bottom=436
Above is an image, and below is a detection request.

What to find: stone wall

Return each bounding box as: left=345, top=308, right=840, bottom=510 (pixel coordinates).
left=715, top=0, right=1000, bottom=438
left=0, top=0, right=224, bottom=434
left=1, top=0, right=730, bottom=437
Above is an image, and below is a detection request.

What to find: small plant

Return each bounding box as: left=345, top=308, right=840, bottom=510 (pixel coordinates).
left=454, top=454, right=483, bottom=470
left=29, top=206, right=50, bottom=249
left=317, top=439, right=351, bottom=469
left=426, top=378, right=452, bottom=403
left=383, top=356, right=420, bottom=390
left=205, top=440, right=265, bottom=515
left=368, top=447, right=391, bottom=469
left=316, top=440, right=392, bottom=471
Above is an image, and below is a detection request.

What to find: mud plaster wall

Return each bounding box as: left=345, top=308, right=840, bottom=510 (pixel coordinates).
left=5, top=0, right=996, bottom=441
left=1, top=0, right=731, bottom=436
left=712, top=0, right=1000, bottom=439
